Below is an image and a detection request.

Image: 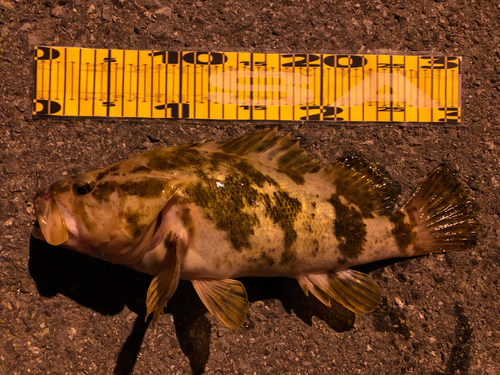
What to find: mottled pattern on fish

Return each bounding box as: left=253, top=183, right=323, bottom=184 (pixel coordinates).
left=33, top=128, right=478, bottom=329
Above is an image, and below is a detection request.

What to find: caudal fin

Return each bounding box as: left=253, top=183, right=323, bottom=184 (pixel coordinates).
left=393, top=166, right=478, bottom=257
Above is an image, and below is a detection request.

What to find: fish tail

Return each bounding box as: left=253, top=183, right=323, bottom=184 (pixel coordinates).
left=391, top=165, right=479, bottom=257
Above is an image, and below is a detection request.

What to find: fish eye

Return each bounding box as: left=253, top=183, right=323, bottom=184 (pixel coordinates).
left=73, top=178, right=95, bottom=196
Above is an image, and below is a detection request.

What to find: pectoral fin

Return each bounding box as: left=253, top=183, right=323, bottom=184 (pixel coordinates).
left=298, top=269, right=382, bottom=314
left=192, top=279, right=249, bottom=330
left=145, top=236, right=181, bottom=325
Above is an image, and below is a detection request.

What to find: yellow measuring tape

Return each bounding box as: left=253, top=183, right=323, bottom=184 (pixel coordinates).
left=33, top=46, right=461, bottom=123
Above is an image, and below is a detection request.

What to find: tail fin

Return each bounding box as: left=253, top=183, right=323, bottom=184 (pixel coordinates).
left=392, top=166, right=478, bottom=257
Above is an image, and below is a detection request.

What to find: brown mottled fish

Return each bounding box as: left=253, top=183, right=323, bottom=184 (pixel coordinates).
left=32, top=128, right=478, bottom=329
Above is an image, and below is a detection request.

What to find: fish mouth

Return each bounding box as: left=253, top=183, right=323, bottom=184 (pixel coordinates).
left=33, top=188, right=69, bottom=246
left=31, top=220, right=45, bottom=241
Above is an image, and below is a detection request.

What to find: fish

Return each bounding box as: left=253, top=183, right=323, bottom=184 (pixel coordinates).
left=32, top=128, right=478, bottom=329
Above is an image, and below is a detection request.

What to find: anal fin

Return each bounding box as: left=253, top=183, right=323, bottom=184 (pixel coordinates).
left=298, top=269, right=382, bottom=314
left=192, top=279, right=249, bottom=329
left=297, top=276, right=331, bottom=307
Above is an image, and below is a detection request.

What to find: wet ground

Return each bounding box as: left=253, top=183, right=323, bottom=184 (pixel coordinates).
left=1, top=0, right=499, bottom=374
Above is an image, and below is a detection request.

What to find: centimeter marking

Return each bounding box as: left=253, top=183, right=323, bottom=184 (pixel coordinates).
left=33, top=46, right=462, bottom=123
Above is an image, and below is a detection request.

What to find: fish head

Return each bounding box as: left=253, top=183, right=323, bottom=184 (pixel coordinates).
left=33, top=177, right=73, bottom=247
left=33, top=159, right=176, bottom=263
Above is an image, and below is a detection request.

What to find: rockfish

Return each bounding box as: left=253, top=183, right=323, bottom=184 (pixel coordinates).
left=32, top=128, right=478, bottom=329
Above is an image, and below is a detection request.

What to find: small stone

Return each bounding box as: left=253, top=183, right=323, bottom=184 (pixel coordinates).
left=51, top=6, right=64, bottom=18
left=102, top=7, right=112, bottom=21
left=28, top=346, right=40, bottom=355
left=68, top=327, right=77, bottom=341
left=2, top=218, right=14, bottom=227
left=491, top=177, right=499, bottom=188
left=395, top=297, right=404, bottom=308
left=155, top=6, right=171, bottom=17
left=193, top=16, right=206, bottom=25
left=28, top=33, right=41, bottom=45
left=173, top=34, right=185, bottom=45
left=87, top=4, right=95, bottom=13
left=19, top=23, right=31, bottom=31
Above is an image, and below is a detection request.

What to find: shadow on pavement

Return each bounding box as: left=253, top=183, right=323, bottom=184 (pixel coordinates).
left=29, top=236, right=365, bottom=375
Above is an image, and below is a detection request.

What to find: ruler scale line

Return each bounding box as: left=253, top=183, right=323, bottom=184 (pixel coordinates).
left=278, top=54, right=281, bottom=121
left=48, top=48, right=52, bottom=114
left=250, top=53, right=253, bottom=121
left=78, top=49, right=81, bottom=116
left=320, top=54, right=324, bottom=121
left=121, top=50, right=125, bottom=117
left=193, top=55, right=196, bottom=119
left=347, top=55, right=351, bottom=121
left=135, top=51, right=139, bottom=117
left=150, top=52, right=154, bottom=117
left=208, top=52, right=211, bottom=120
left=178, top=51, right=183, bottom=108
left=221, top=56, right=224, bottom=119
left=92, top=49, right=96, bottom=116
left=164, top=58, right=168, bottom=118
left=390, top=55, right=393, bottom=122
left=106, top=49, right=112, bottom=117
left=403, top=56, right=406, bottom=122
left=444, top=56, right=447, bottom=122
left=63, top=48, right=67, bottom=115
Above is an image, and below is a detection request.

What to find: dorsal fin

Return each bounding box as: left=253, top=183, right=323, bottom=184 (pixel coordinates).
left=322, top=156, right=399, bottom=218
left=196, top=127, right=321, bottom=185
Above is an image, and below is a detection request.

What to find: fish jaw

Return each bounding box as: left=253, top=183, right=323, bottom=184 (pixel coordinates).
left=33, top=185, right=70, bottom=246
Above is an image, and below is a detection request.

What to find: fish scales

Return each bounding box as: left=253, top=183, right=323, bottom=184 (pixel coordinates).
left=33, top=128, right=478, bottom=329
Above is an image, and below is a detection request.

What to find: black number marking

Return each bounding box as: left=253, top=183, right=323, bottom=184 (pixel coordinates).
left=183, top=52, right=227, bottom=65
left=281, top=54, right=320, bottom=68
left=377, top=106, right=391, bottom=112
left=36, top=47, right=60, bottom=60
left=34, top=100, right=62, bottom=115
left=438, top=107, right=460, bottom=122
left=238, top=105, right=267, bottom=110
left=377, top=106, right=405, bottom=112
left=300, top=106, right=343, bottom=121
left=324, top=55, right=367, bottom=68
left=149, top=51, right=180, bottom=64
left=155, top=103, right=190, bottom=118
left=377, top=63, right=405, bottom=69
left=420, top=57, right=459, bottom=70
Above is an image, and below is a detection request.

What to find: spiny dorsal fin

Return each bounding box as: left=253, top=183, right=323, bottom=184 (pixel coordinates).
left=197, top=127, right=321, bottom=185
left=322, top=156, right=399, bottom=218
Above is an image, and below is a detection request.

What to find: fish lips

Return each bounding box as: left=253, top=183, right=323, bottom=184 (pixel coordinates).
left=33, top=187, right=69, bottom=246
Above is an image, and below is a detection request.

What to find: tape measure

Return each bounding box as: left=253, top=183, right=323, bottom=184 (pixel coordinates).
left=33, top=46, right=461, bottom=123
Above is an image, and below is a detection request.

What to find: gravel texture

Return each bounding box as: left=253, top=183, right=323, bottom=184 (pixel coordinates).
left=1, top=0, right=499, bottom=374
